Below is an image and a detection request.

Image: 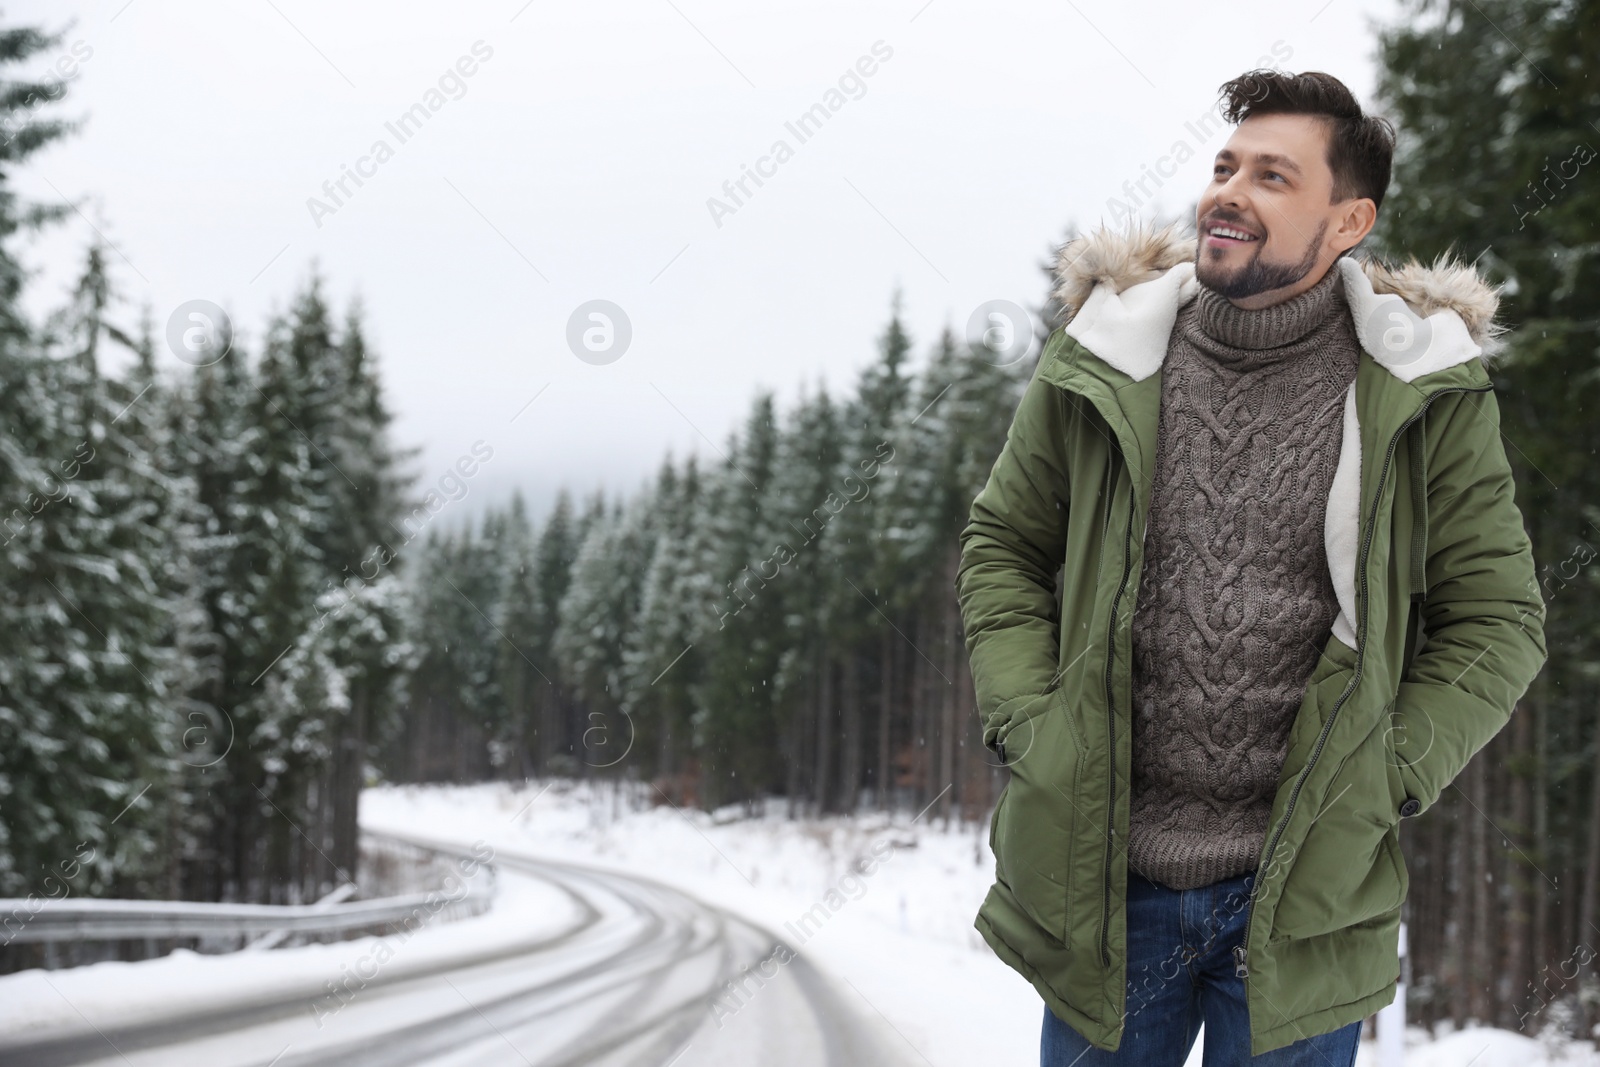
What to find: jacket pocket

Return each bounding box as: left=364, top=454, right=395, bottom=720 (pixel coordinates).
left=995, top=687, right=1059, bottom=764
left=986, top=684, right=1058, bottom=756
left=992, top=688, right=1079, bottom=946
left=1269, top=712, right=1408, bottom=943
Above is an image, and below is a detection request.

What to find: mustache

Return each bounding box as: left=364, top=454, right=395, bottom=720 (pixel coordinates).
left=1202, top=213, right=1262, bottom=236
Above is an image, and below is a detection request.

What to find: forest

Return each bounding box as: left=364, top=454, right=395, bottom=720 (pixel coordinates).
left=1, top=0, right=1597, bottom=1041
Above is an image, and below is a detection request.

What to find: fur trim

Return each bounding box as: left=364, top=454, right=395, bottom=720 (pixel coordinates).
left=1360, top=252, right=1508, bottom=360
left=1051, top=221, right=1197, bottom=326
left=1050, top=222, right=1507, bottom=362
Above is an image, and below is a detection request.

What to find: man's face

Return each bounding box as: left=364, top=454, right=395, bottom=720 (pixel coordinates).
left=1195, top=112, right=1365, bottom=305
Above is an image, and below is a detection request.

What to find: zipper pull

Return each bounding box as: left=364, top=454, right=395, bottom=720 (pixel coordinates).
left=1233, top=943, right=1249, bottom=978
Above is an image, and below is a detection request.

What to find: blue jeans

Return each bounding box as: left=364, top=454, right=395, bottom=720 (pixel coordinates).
left=1040, top=869, right=1363, bottom=1066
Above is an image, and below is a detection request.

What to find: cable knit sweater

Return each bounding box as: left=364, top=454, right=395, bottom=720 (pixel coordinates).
left=1125, top=263, right=1362, bottom=891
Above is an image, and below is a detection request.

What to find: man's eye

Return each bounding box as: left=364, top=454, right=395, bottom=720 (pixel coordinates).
left=1265, top=171, right=1286, bottom=182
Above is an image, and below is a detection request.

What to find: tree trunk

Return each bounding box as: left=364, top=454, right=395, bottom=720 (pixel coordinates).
left=1533, top=676, right=1550, bottom=1022
left=332, top=681, right=368, bottom=885
left=815, top=650, right=833, bottom=816
left=939, top=558, right=959, bottom=826
left=839, top=654, right=862, bottom=814
left=878, top=628, right=893, bottom=811
left=1467, top=755, right=1492, bottom=1024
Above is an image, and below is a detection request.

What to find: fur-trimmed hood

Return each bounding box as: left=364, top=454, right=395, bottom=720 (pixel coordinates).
left=1048, top=221, right=1508, bottom=384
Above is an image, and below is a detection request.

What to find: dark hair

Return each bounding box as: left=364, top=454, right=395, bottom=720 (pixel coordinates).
left=1216, top=69, right=1396, bottom=213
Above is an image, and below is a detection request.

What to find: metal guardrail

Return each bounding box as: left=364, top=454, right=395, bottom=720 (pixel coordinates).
left=1, top=837, right=495, bottom=948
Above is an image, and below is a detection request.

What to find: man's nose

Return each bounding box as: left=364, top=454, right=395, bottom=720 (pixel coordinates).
left=1214, top=169, right=1251, bottom=211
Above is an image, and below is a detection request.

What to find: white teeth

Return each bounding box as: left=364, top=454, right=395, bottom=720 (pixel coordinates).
left=1212, top=226, right=1256, bottom=241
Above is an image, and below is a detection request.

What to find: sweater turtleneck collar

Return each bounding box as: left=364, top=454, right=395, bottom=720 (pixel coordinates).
left=1185, top=261, right=1346, bottom=365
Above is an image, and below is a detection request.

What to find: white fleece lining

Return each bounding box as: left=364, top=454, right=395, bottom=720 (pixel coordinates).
left=1336, top=256, right=1484, bottom=383
left=1326, top=383, right=1362, bottom=650
left=1063, top=262, right=1197, bottom=383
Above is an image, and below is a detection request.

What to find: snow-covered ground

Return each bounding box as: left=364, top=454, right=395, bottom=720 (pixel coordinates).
left=364, top=779, right=1033, bottom=1066
left=1, top=777, right=1595, bottom=1066
left=363, top=779, right=1600, bottom=1067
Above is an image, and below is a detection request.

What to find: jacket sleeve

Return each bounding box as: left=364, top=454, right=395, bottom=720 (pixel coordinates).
left=1390, top=386, right=1548, bottom=816
left=956, top=349, right=1071, bottom=752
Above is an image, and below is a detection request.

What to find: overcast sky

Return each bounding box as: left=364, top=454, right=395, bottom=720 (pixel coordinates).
left=9, top=0, right=1401, bottom=527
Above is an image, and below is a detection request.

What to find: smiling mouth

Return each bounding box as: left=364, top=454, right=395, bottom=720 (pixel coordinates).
left=1205, top=223, right=1260, bottom=247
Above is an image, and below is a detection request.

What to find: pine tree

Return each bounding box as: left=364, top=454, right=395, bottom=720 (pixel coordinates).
left=555, top=489, right=659, bottom=773
left=0, top=19, right=99, bottom=897
left=815, top=302, right=912, bottom=812
left=1372, top=0, right=1597, bottom=1033
left=162, top=304, right=259, bottom=901
left=495, top=491, right=549, bottom=778
left=692, top=396, right=783, bottom=806
left=396, top=524, right=504, bottom=783
left=184, top=272, right=411, bottom=901
left=529, top=489, right=581, bottom=769
left=2, top=229, right=181, bottom=903
left=620, top=458, right=704, bottom=786
left=760, top=386, right=844, bottom=811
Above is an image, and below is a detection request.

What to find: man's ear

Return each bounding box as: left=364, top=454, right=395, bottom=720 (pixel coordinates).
left=1330, top=198, right=1377, bottom=254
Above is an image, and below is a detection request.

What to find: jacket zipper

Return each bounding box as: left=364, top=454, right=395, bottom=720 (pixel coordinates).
left=1230, top=383, right=1492, bottom=979
left=1100, top=476, right=1137, bottom=968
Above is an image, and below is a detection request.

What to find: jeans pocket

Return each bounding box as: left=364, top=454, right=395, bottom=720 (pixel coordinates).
left=1201, top=872, right=1255, bottom=952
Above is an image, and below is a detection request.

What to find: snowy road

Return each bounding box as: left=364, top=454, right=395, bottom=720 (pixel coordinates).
left=1, top=836, right=912, bottom=1067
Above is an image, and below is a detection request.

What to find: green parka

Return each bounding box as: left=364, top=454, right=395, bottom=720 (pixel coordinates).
left=957, top=222, right=1548, bottom=1056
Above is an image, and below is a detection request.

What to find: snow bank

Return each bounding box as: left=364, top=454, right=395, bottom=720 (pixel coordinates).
left=0, top=844, right=578, bottom=1044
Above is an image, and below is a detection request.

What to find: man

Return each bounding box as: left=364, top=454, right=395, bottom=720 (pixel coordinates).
left=957, top=69, right=1547, bottom=1065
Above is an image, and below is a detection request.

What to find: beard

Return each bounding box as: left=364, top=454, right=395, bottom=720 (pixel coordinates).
left=1195, top=219, right=1327, bottom=300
